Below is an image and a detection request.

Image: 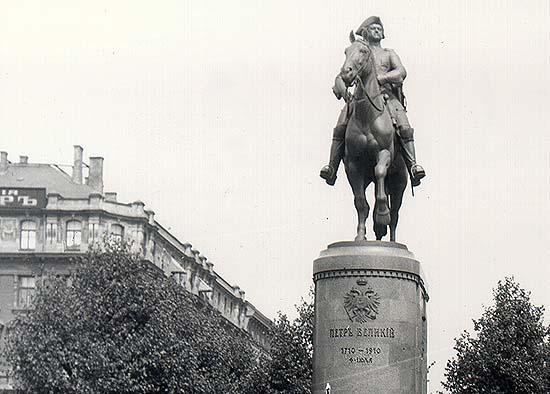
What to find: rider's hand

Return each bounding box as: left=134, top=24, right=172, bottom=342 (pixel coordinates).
left=332, top=76, right=347, bottom=100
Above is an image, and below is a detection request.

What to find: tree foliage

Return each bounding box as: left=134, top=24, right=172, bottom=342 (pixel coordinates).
left=266, top=291, right=314, bottom=394
left=7, top=243, right=265, bottom=394
left=442, top=277, right=550, bottom=394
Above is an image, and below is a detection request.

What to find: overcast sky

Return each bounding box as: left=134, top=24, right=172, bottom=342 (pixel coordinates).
left=2, top=1, right=550, bottom=391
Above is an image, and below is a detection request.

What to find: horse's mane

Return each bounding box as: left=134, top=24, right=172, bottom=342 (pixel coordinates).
left=354, top=38, right=370, bottom=48
left=351, top=39, right=374, bottom=66
left=351, top=39, right=376, bottom=77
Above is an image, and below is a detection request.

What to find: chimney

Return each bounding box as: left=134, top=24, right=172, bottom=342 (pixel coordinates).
left=19, top=155, right=28, bottom=164
left=0, top=151, right=7, bottom=173
left=88, top=157, right=104, bottom=193
left=105, top=192, right=117, bottom=202
left=145, top=210, right=155, bottom=225
left=72, top=145, right=83, bottom=184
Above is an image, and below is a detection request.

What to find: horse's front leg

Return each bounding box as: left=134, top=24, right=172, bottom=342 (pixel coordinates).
left=374, top=149, right=391, bottom=227
left=345, top=158, right=369, bottom=241
left=354, top=191, right=369, bottom=241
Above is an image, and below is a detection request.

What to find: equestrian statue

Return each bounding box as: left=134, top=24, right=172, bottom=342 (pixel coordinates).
left=320, top=16, right=426, bottom=242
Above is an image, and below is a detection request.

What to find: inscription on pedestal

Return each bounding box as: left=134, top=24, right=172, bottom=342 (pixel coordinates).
left=327, top=325, right=396, bottom=366
left=328, top=326, right=396, bottom=339
left=341, top=346, right=383, bottom=364
left=322, top=279, right=398, bottom=369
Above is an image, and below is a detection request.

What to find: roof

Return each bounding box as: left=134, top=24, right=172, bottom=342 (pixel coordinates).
left=0, top=163, right=96, bottom=199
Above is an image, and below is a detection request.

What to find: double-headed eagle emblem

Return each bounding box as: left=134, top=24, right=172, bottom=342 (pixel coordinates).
left=344, top=279, right=380, bottom=323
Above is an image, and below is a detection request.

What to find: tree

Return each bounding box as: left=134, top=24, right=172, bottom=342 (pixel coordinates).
left=442, top=277, right=550, bottom=393
left=267, top=291, right=314, bottom=394
left=7, top=242, right=264, bottom=394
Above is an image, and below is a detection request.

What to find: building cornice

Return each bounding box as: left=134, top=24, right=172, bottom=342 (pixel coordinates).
left=0, top=178, right=273, bottom=335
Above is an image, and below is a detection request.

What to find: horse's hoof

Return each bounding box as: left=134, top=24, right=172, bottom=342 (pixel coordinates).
left=374, top=223, right=388, bottom=240
left=354, top=232, right=366, bottom=242
left=375, top=211, right=391, bottom=226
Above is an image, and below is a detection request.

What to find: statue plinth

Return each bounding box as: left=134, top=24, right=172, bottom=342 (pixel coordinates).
left=312, top=241, right=428, bottom=394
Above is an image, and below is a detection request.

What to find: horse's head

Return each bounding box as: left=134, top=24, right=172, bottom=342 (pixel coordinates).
left=340, top=31, right=373, bottom=87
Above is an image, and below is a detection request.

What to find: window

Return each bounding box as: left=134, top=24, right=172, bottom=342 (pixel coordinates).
left=17, top=276, right=36, bottom=308
left=66, top=221, right=82, bottom=248
left=88, top=223, right=99, bottom=243
left=20, top=221, right=37, bottom=250
left=132, top=229, right=143, bottom=244
left=177, top=272, right=186, bottom=287
left=111, top=224, right=124, bottom=242
left=213, top=291, right=218, bottom=305
left=0, top=323, right=10, bottom=366
left=46, top=223, right=57, bottom=244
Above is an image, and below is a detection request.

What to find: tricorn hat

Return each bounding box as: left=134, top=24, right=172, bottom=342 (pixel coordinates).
left=356, top=16, right=385, bottom=39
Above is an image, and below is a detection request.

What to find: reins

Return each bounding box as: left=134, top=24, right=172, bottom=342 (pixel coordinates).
left=353, top=75, right=384, bottom=113
left=347, top=44, right=385, bottom=113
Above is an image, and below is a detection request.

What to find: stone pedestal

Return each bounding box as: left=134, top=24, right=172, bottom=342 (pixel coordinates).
left=312, top=241, right=428, bottom=394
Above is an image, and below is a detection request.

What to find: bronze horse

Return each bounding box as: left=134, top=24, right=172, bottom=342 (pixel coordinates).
left=339, top=32, right=408, bottom=241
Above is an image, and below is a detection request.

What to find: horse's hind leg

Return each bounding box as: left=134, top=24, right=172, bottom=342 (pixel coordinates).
left=388, top=174, right=407, bottom=242
left=346, top=159, right=369, bottom=241
left=374, top=149, right=391, bottom=227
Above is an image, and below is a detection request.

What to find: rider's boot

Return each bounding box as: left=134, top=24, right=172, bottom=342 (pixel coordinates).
left=320, top=124, right=347, bottom=186
left=398, top=127, right=426, bottom=187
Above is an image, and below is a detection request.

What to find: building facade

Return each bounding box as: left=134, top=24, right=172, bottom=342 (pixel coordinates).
left=0, top=146, right=271, bottom=390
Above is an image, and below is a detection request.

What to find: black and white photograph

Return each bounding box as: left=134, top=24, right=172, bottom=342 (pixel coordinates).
left=1, top=1, right=549, bottom=393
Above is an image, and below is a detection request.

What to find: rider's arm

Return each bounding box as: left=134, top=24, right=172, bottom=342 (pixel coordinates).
left=378, top=49, right=407, bottom=85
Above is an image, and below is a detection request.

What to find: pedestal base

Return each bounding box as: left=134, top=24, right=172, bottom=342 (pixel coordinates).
left=312, top=241, right=428, bottom=394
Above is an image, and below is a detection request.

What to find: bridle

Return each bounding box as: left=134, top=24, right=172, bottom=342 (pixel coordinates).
left=346, top=43, right=385, bottom=113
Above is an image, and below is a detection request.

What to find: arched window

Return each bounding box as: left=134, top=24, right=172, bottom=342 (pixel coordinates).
left=66, top=221, right=82, bottom=248
left=20, top=221, right=37, bottom=250
left=111, top=224, right=124, bottom=242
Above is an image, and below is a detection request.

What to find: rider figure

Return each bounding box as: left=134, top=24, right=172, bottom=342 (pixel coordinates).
left=320, top=16, right=426, bottom=187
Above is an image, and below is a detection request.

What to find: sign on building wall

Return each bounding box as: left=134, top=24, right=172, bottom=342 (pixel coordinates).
left=0, top=219, right=17, bottom=241
left=0, top=188, right=47, bottom=209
